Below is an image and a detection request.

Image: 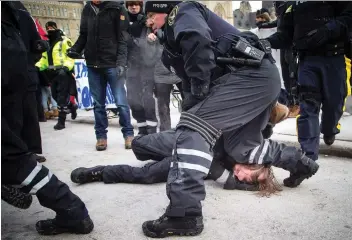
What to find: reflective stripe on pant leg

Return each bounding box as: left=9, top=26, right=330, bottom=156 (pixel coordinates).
left=207, top=158, right=232, bottom=187
left=17, top=161, right=53, bottom=195
left=166, top=128, right=213, bottom=217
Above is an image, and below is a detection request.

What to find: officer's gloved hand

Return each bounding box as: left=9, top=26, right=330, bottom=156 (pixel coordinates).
left=191, top=79, right=209, bottom=100
left=67, top=48, right=81, bottom=59
left=34, top=40, right=50, bottom=53
left=116, top=66, right=125, bottom=77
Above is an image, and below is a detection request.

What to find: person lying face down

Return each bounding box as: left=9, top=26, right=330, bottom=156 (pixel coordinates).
left=71, top=130, right=282, bottom=197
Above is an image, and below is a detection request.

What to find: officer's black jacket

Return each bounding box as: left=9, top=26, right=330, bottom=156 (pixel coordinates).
left=161, top=1, right=239, bottom=94
left=71, top=1, right=129, bottom=68
left=268, top=1, right=352, bottom=50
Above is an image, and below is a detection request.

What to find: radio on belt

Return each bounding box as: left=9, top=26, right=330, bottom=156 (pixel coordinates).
left=233, top=38, right=265, bottom=61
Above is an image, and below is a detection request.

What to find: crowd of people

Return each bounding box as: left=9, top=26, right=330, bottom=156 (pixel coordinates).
left=2, top=0, right=351, bottom=238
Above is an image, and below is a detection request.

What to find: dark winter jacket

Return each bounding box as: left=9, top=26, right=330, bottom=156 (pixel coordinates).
left=71, top=1, right=129, bottom=68
left=16, top=8, right=46, bottom=91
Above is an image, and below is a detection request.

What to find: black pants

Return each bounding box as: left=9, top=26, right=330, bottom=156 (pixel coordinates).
left=22, top=90, right=42, bottom=154
left=36, top=85, right=45, bottom=121
left=154, top=82, right=184, bottom=132
left=126, top=65, right=158, bottom=134
left=2, top=88, right=87, bottom=223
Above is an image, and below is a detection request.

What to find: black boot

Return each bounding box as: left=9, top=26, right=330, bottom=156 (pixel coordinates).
left=54, top=111, right=66, bottom=130
left=69, top=103, right=78, bottom=120
left=323, top=135, right=335, bottom=146
left=36, top=215, right=94, bottom=235
left=283, top=154, right=319, bottom=188
left=1, top=185, right=33, bottom=209
left=142, top=214, right=204, bottom=238
left=71, top=166, right=105, bottom=184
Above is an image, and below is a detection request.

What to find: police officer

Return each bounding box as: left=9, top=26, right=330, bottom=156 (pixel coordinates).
left=140, top=1, right=319, bottom=237
left=1, top=2, right=93, bottom=235
left=267, top=2, right=352, bottom=160
left=36, top=21, right=76, bottom=130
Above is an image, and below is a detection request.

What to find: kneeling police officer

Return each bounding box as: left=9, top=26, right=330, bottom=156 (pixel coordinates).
left=141, top=1, right=320, bottom=238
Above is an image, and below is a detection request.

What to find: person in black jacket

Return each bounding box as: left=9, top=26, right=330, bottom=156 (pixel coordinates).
left=12, top=2, right=49, bottom=163
left=68, top=1, right=134, bottom=150
left=1, top=2, right=94, bottom=235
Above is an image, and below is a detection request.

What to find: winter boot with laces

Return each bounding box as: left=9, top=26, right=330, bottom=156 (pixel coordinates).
left=142, top=214, right=204, bottom=238
left=36, top=207, right=94, bottom=235
left=70, top=166, right=105, bottom=184
left=283, top=154, right=319, bottom=188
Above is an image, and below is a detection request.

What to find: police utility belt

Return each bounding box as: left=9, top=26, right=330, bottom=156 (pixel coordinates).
left=214, top=34, right=275, bottom=69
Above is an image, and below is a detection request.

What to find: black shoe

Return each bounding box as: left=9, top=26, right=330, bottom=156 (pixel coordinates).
left=54, top=122, right=65, bottom=130
left=283, top=155, right=319, bottom=188
left=1, top=185, right=33, bottom=209
left=223, top=174, right=259, bottom=191
left=323, top=135, right=335, bottom=146
left=34, top=154, right=46, bottom=163
left=71, top=104, right=78, bottom=120
left=36, top=215, right=94, bottom=235
left=71, top=166, right=105, bottom=184
left=142, top=214, right=204, bottom=238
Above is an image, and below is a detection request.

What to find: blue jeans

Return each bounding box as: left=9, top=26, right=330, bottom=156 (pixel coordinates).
left=41, top=86, right=58, bottom=111
left=87, top=67, right=134, bottom=139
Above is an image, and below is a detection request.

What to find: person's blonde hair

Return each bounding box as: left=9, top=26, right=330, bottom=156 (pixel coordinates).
left=247, top=165, right=283, bottom=197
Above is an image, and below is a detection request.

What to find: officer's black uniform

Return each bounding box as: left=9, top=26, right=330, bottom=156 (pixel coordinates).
left=267, top=1, right=352, bottom=160
left=1, top=2, right=93, bottom=235
left=141, top=1, right=320, bottom=238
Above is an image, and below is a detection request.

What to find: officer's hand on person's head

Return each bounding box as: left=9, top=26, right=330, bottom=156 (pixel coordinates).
left=116, top=65, right=125, bottom=77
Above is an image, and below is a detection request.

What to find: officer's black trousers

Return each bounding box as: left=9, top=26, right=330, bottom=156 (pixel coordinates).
left=126, top=65, right=158, bottom=134
left=22, top=90, right=42, bottom=154
left=2, top=90, right=87, bottom=223
left=166, top=60, right=306, bottom=217
left=51, top=70, right=71, bottom=112
left=280, top=48, right=298, bottom=106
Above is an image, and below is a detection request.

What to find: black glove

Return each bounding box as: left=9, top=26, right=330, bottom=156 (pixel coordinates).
left=116, top=66, right=125, bottom=77
left=33, top=40, right=49, bottom=53
left=295, top=26, right=330, bottom=50
left=67, top=48, right=81, bottom=59
left=191, top=79, right=209, bottom=99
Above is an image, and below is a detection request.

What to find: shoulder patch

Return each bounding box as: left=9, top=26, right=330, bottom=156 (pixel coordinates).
left=168, top=5, right=179, bottom=26
left=120, top=15, right=125, bottom=21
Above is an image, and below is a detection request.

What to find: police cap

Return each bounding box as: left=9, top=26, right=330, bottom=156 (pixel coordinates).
left=144, top=1, right=181, bottom=14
